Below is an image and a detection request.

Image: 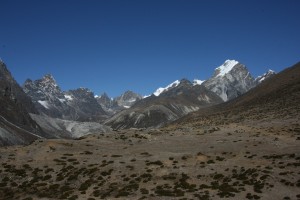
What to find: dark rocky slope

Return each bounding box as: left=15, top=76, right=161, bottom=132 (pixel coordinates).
left=0, top=61, right=48, bottom=146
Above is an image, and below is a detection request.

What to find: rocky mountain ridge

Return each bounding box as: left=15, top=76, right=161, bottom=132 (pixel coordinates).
left=105, top=79, right=223, bottom=129
left=152, top=60, right=275, bottom=102
left=23, top=75, right=107, bottom=122
left=23, top=59, right=276, bottom=130
left=0, top=63, right=111, bottom=146
left=0, top=59, right=278, bottom=145
left=96, top=91, right=142, bottom=115
left=172, top=61, right=300, bottom=129
left=105, top=60, right=275, bottom=130
left=153, top=60, right=275, bottom=103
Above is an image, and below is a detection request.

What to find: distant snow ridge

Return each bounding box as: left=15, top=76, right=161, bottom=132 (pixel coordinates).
left=215, top=59, right=239, bottom=77
left=143, top=94, right=151, bottom=99
left=193, top=79, right=205, bottom=86
left=153, top=80, right=180, bottom=96
left=255, top=69, right=276, bottom=84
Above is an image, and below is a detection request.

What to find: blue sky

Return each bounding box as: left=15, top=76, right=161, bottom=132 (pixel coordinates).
left=0, top=0, right=299, bottom=97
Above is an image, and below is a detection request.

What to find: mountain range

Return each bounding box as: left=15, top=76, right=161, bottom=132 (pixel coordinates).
left=172, top=61, right=300, bottom=129
left=0, top=59, right=277, bottom=145
left=1, top=59, right=299, bottom=200
left=105, top=60, right=275, bottom=129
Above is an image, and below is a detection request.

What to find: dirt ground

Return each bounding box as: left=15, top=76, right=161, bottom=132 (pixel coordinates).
left=0, top=118, right=299, bottom=200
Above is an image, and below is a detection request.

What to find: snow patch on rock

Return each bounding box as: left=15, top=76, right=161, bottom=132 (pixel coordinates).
left=193, top=79, right=205, bottom=86
left=215, top=60, right=239, bottom=77
left=38, top=100, right=50, bottom=109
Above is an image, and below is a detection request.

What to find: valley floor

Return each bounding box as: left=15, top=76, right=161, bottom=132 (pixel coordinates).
left=0, top=118, right=299, bottom=200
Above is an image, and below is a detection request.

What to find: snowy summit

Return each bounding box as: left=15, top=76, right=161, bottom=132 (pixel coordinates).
left=215, top=60, right=239, bottom=77
left=153, top=80, right=180, bottom=96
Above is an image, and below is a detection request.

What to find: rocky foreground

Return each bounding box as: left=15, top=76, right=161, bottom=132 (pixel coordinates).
left=0, top=117, right=299, bottom=200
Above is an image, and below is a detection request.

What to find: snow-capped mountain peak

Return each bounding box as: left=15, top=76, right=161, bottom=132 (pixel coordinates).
left=215, top=59, right=239, bottom=77
left=203, top=60, right=255, bottom=102
left=153, top=80, right=180, bottom=96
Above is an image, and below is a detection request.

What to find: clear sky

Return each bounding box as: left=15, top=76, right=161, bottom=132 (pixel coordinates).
left=0, top=0, right=299, bottom=97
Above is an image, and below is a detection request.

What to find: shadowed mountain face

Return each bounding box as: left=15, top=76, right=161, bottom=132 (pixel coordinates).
left=23, top=75, right=67, bottom=118
left=65, top=88, right=107, bottom=121
left=105, top=79, right=223, bottom=129
left=172, top=62, right=300, bottom=128
left=0, top=62, right=37, bottom=115
left=0, top=61, right=47, bottom=146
